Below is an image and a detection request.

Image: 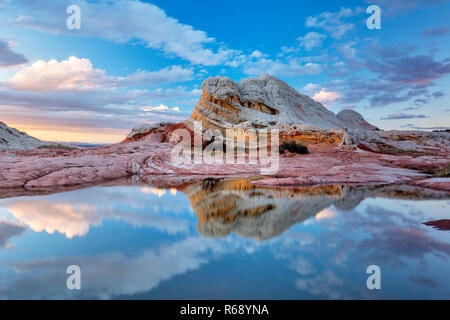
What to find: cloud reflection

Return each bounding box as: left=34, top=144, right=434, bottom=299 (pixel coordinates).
left=0, top=221, right=26, bottom=249
left=1, top=237, right=237, bottom=299
left=1, top=186, right=191, bottom=238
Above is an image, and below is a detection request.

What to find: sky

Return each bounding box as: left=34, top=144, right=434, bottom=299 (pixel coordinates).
left=0, top=0, right=449, bottom=143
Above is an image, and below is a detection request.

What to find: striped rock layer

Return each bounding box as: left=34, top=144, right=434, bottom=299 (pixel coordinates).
left=184, top=74, right=375, bottom=145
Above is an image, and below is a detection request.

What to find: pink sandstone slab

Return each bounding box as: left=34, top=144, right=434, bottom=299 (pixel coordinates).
left=0, top=141, right=449, bottom=192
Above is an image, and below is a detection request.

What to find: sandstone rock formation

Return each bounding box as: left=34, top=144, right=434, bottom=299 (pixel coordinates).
left=0, top=121, right=46, bottom=150
left=123, top=122, right=174, bottom=142
left=343, top=129, right=450, bottom=154
left=124, top=75, right=380, bottom=146
left=337, top=109, right=379, bottom=131
left=185, top=74, right=350, bottom=145
left=187, top=74, right=345, bottom=130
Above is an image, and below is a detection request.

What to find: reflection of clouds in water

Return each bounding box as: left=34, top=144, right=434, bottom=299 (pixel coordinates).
left=410, top=276, right=438, bottom=288
left=0, top=186, right=192, bottom=238
left=140, top=187, right=177, bottom=197
left=0, top=221, right=26, bottom=249
left=272, top=202, right=450, bottom=298
left=343, top=204, right=450, bottom=267
left=1, top=237, right=239, bottom=299
left=5, top=200, right=189, bottom=238
left=7, top=201, right=98, bottom=238
left=315, top=207, right=337, bottom=222
left=295, top=270, right=344, bottom=299
left=290, top=257, right=314, bottom=275
left=358, top=224, right=450, bottom=267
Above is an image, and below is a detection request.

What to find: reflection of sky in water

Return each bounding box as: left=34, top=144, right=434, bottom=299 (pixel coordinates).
left=0, top=184, right=449, bottom=299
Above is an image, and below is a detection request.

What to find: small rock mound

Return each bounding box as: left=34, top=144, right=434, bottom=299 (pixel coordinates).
left=123, top=122, right=192, bottom=143
left=337, top=110, right=378, bottom=131
left=424, top=219, right=450, bottom=231
left=0, top=121, right=46, bottom=150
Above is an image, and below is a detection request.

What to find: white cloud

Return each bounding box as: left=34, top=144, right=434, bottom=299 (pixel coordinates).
left=243, top=58, right=322, bottom=77
left=141, top=104, right=180, bottom=113
left=7, top=40, right=18, bottom=47
left=336, top=41, right=364, bottom=70
left=312, top=88, right=342, bottom=106
left=8, top=0, right=239, bottom=66
left=142, top=87, right=202, bottom=100
left=249, top=50, right=267, bottom=59
left=113, top=65, right=194, bottom=87
left=305, top=7, right=363, bottom=39
left=190, top=88, right=202, bottom=96
left=7, top=56, right=194, bottom=92
left=297, top=32, right=326, bottom=50
left=8, top=56, right=105, bottom=91
left=300, top=83, right=321, bottom=96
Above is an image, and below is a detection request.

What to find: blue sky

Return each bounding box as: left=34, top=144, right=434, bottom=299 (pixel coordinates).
left=0, top=0, right=449, bottom=143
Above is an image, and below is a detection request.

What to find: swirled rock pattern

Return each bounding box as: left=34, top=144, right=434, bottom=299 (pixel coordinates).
left=186, top=74, right=346, bottom=131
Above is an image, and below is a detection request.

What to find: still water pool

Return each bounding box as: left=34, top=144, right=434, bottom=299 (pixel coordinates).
left=0, top=177, right=449, bottom=299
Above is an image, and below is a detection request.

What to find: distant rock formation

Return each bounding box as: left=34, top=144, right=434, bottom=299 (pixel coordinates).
left=343, top=129, right=450, bottom=154
left=123, top=123, right=172, bottom=142
left=0, top=121, right=45, bottom=150
left=423, top=219, right=450, bottom=231
left=337, top=109, right=379, bottom=131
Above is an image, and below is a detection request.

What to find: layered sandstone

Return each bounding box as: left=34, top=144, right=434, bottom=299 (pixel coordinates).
left=186, top=74, right=344, bottom=129
left=184, top=74, right=351, bottom=145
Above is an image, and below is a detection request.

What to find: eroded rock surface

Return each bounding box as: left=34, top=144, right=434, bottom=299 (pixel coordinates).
left=185, top=74, right=349, bottom=145
left=1, top=140, right=449, bottom=192
left=337, top=109, right=379, bottom=131
left=0, top=122, right=47, bottom=150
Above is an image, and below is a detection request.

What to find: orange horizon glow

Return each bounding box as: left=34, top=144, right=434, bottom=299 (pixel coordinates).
left=8, top=123, right=128, bottom=144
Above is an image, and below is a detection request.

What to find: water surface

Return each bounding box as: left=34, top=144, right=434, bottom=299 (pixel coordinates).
left=0, top=177, right=449, bottom=299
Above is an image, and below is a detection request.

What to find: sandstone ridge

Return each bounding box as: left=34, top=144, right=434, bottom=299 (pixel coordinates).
left=0, top=121, right=46, bottom=151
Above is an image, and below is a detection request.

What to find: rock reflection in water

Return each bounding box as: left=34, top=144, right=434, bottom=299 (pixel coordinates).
left=179, top=176, right=450, bottom=241
left=0, top=176, right=448, bottom=242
